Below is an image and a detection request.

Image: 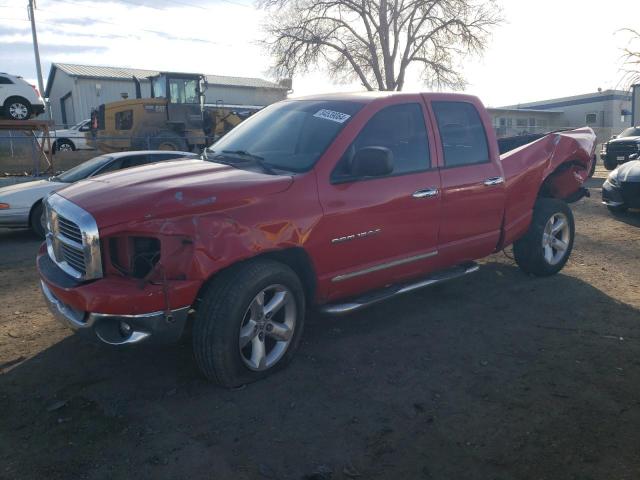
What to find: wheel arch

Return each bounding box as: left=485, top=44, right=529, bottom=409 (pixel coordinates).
left=3, top=95, right=32, bottom=108
left=537, top=159, right=589, bottom=203
left=193, top=247, right=318, bottom=310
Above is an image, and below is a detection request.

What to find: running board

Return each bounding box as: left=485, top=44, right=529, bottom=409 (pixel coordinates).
left=320, top=262, right=480, bottom=316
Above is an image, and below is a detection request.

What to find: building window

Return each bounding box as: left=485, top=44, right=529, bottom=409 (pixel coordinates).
left=529, top=118, right=536, bottom=127
left=115, top=110, right=133, bottom=130
left=516, top=118, right=527, bottom=127
left=586, top=113, right=597, bottom=125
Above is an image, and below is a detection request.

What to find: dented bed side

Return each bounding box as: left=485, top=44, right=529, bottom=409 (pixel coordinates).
left=498, top=127, right=596, bottom=248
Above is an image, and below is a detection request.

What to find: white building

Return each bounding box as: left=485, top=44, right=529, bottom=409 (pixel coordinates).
left=492, top=89, right=633, bottom=143
left=45, top=63, right=291, bottom=127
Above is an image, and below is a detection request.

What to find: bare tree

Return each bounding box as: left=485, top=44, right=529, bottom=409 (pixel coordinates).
left=620, top=28, right=640, bottom=87
left=259, top=0, right=502, bottom=91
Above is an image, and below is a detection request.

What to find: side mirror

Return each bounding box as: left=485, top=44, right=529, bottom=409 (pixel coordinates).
left=630, top=153, right=639, bottom=161
left=351, top=147, right=394, bottom=177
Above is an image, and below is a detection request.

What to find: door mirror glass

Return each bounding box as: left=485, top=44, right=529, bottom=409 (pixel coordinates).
left=351, top=147, right=394, bottom=177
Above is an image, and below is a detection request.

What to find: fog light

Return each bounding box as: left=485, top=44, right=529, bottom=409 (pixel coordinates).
left=119, top=321, right=132, bottom=337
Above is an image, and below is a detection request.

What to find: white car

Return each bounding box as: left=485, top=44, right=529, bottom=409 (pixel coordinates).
left=0, top=150, right=199, bottom=237
left=49, top=119, right=94, bottom=152
left=0, top=72, right=45, bottom=120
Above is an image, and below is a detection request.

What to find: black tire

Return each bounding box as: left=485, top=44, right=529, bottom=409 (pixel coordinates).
left=607, top=204, right=628, bottom=214
left=513, top=198, right=575, bottom=277
left=3, top=96, right=32, bottom=121
left=603, top=157, right=618, bottom=171
left=53, top=139, right=75, bottom=153
left=29, top=201, right=46, bottom=239
left=193, top=259, right=306, bottom=387
left=137, top=130, right=188, bottom=151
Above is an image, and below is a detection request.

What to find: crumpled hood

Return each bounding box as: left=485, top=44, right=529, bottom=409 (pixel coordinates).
left=614, top=160, right=640, bottom=182
left=55, top=159, right=293, bottom=229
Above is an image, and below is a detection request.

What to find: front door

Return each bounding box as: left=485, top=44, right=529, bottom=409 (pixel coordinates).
left=427, top=98, right=506, bottom=264
left=315, top=97, right=442, bottom=301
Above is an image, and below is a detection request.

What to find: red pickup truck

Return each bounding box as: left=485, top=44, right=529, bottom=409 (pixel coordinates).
left=38, top=92, right=596, bottom=386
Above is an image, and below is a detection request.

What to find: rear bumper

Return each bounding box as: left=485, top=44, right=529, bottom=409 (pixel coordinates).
left=32, top=104, right=45, bottom=115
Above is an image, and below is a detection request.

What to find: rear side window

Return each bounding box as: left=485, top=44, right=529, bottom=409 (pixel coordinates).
left=332, top=103, right=430, bottom=180
left=432, top=101, right=489, bottom=167
left=115, top=110, right=133, bottom=130
left=0, top=76, right=13, bottom=85
left=121, top=155, right=150, bottom=169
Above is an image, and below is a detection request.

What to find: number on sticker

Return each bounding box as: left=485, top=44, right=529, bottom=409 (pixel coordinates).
left=313, top=109, right=351, bottom=123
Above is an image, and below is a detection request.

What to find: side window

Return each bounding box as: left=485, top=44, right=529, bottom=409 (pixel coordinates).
left=115, top=110, right=133, bottom=130
left=586, top=113, right=597, bottom=125
left=78, top=121, right=91, bottom=132
left=121, top=155, right=150, bottom=169
left=432, top=101, right=490, bottom=167
left=0, top=76, right=13, bottom=85
left=332, top=103, right=430, bottom=180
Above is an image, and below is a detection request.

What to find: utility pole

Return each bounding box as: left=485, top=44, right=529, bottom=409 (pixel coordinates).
left=27, top=0, right=49, bottom=118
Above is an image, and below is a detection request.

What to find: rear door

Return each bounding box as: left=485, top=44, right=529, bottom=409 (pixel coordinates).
left=315, top=96, right=442, bottom=301
left=427, top=98, right=505, bottom=264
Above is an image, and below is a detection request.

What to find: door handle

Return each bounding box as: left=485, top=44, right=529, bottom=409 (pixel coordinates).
left=483, top=176, right=504, bottom=186
left=412, top=187, right=439, bottom=199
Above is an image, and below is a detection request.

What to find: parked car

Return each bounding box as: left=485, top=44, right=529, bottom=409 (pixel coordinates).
left=48, top=119, right=95, bottom=152
left=602, top=154, right=640, bottom=213
left=0, top=150, right=198, bottom=237
left=0, top=72, right=45, bottom=120
left=37, top=92, right=596, bottom=387
left=601, top=126, right=640, bottom=170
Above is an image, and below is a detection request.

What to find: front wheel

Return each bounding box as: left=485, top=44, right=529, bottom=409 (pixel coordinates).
left=603, top=157, right=618, bottom=171
left=192, top=259, right=306, bottom=387
left=514, top=198, right=575, bottom=276
left=607, top=204, right=628, bottom=214
left=30, top=202, right=46, bottom=238
left=53, top=139, right=75, bottom=153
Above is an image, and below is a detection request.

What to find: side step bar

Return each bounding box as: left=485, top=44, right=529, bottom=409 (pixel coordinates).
left=320, top=262, right=479, bottom=316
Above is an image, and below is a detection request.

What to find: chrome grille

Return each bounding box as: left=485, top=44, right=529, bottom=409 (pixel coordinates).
left=57, top=215, right=83, bottom=244
left=45, top=194, right=102, bottom=281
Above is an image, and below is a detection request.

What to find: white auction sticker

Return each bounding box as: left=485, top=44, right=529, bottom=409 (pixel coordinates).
left=313, top=109, right=351, bottom=123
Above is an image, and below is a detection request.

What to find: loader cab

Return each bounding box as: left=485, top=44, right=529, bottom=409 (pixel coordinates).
left=150, top=72, right=206, bottom=133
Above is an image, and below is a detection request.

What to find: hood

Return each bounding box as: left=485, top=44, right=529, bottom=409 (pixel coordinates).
left=55, top=159, right=294, bottom=229
left=609, top=136, right=640, bottom=144
left=0, top=179, right=65, bottom=208
left=614, top=160, right=640, bottom=183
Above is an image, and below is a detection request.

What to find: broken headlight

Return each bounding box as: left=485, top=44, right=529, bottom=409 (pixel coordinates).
left=109, top=236, right=161, bottom=279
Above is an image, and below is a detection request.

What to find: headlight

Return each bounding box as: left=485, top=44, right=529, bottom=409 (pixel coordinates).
left=601, top=144, right=607, bottom=154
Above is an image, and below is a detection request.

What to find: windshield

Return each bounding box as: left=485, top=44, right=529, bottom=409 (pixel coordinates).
left=618, top=127, right=640, bottom=138
left=207, top=100, right=364, bottom=172
left=54, top=155, right=113, bottom=183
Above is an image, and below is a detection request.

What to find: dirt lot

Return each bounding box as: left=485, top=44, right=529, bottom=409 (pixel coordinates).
left=1, top=172, right=639, bottom=480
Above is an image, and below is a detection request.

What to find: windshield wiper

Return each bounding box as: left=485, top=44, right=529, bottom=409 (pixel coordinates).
left=214, top=150, right=277, bottom=175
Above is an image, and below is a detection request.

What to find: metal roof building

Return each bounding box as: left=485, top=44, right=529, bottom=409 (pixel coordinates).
left=45, top=63, right=290, bottom=127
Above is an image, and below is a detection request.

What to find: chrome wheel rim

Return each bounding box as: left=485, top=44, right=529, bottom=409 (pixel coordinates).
left=58, top=142, right=73, bottom=151
left=239, top=284, right=296, bottom=371
left=542, top=213, right=570, bottom=265
left=9, top=103, right=28, bottom=120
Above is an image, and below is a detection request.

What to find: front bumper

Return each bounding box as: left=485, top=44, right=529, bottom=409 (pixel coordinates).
left=601, top=179, right=625, bottom=207
left=32, top=104, right=45, bottom=116
left=0, top=207, right=30, bottom=228
left=40, top=280, right=191, bottom=345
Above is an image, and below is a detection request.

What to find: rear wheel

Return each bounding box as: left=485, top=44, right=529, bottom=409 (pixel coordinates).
left=3, top=97, right=32, bottom=120
left=514, top=198, right=575, bottom=276
left=53, top=139, right=75, bottom=153
left=192, top=259, right=306, bottom=387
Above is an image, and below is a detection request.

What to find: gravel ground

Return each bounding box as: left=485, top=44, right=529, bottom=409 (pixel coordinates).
left=1, top=171, right=639, bottom=480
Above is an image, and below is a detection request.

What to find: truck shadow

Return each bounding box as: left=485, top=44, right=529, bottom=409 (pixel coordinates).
left=2, top=261, right=640, bottom=479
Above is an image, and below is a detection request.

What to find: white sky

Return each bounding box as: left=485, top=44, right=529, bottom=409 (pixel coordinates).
left=0, top=0, right=637, bottom=106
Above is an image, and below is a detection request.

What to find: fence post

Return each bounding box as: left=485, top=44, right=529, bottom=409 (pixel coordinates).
left=30, top=135, right=39, bottom=177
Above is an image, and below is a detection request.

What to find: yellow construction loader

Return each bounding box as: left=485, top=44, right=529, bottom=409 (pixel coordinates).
left=91, top=72, right=257, bottom=153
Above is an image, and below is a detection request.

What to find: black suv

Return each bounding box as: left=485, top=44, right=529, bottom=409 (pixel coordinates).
left=601, top=126, right=640, bottom=170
